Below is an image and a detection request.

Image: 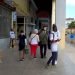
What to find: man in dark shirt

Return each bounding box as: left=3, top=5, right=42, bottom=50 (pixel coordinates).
left=39, top=29, right=48, bottom=58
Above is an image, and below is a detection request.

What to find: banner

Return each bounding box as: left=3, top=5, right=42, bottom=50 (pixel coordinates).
left=12, top=11, right=17, bottom=21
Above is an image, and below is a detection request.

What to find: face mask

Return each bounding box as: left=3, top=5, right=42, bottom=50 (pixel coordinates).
left=21, top=33, right=24, bottom=35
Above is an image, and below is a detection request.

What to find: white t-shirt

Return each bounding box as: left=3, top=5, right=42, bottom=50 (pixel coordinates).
left=10, top=31, right=15, bottom=39
left=29, top=34, right=39, bottom=45
left=50, top=31, right=60, bottom=52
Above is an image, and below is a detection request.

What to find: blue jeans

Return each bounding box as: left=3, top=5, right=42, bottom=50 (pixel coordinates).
left=47, top=52, right=58, bottom=65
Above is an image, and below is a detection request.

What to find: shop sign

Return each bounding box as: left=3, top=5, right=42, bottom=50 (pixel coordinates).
left=0, top=0, right=4, bottom=4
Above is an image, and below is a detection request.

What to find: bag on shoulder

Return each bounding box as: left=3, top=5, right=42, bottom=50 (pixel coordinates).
left=25, top=38, right=27, bottom=45
left=24, top=46, right=29, bottom=54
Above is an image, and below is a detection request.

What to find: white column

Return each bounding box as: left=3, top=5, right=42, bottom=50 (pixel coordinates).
left=15, top=21, right=17, bottom=39
left=24, top=17, right=26, bottom=34
left=56, top=0, right=66, bottom=49
left=52, top=0, right=56, bottom=25
left=12, top=11, right=17, bottom=29
left=12, top=12, right=13, bottom=29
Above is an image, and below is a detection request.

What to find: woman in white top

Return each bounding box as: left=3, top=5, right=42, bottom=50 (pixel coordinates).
left=47, top=24, right=61, bottom=66
left=10, top=29, right=15, bottom=48
left=29, top=29, right=39, bottom=58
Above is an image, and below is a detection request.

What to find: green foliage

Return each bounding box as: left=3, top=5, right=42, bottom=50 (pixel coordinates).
left=68, top=21, right=75, bottom=28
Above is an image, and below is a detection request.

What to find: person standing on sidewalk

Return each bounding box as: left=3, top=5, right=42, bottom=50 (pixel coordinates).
left=29, top=29, right=39, bottom=58
left=39, top=29, right=48, bottom=58
left=46, top=24, right=61, bottom=66
left=18, top=30, right=26, bottom=61
left=9, top=29, right=15, bottom=48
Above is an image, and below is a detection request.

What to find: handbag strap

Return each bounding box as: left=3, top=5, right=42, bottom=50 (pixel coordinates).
left=31, top=35, right=37, bottom=41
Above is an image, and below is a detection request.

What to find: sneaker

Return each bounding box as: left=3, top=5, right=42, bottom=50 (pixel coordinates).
left=10, top=47, right=12, bottom=48
left=51, top=60, right=57, bottom=65
left=55, top=61, right=57, bottom=65
left=34, top=57, right=37, bottom=59
left=41, top=57, right=43, bottom=59
left=22, top=58, right=24, bottom=61
left=19, top=59, right=23, bottom=61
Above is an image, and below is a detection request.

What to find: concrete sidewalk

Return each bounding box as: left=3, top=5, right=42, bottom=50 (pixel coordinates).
left=0, top=43, right=75, bottom=75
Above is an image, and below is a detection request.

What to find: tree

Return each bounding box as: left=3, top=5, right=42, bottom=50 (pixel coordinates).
left=68, top=21, right=75, bottom=28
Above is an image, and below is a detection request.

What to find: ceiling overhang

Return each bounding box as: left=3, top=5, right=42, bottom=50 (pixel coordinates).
left=33, top=0, right=52, bottom=12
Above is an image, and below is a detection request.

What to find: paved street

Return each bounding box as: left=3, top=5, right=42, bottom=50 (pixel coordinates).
left=0, top=43, right=75, bottom=75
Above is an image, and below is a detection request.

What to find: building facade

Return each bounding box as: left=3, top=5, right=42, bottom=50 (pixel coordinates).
left=0, top=0, right=37, bottom=49
left=0, top=0, right=66, bottom=49
left=0, top=0, right=14, bottom=49
left=34, top=0, right=66, bottom=48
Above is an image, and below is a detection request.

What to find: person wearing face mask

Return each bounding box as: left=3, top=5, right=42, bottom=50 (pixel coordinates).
left=9, top=29, right=15, bottom=48
left=18, top=30, right=26, bottom=61
left=39, top=28, right=48, bottom=58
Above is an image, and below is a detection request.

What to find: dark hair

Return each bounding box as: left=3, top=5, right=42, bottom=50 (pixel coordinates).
left=53, top=24, right=57, bottom=32
left=41, top=28, right=44, bottom=31
left=11, top=29, right=13, bottom=31
left=20, top=30, right=24, bottom=33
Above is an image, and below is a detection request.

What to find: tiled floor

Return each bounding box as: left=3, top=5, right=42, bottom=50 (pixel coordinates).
left=0, top=43, right=75, bottom=75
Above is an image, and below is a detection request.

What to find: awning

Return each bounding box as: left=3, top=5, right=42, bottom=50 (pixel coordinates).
left=0, top=1, right=15, bottom=11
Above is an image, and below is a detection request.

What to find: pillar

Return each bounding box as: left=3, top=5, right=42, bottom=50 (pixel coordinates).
left=24, top=17, right=26, bottom=34
left=56, top=0, right=66, bottom=49
left=12, top=11, right=17, bottom=39
left=12, top=12, right=14, bottom=29
left=52, top=0, right=56, bottom=25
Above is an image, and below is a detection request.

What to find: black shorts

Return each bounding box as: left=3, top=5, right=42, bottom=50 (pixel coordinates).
left=19, top=44, right=25, bottom=51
